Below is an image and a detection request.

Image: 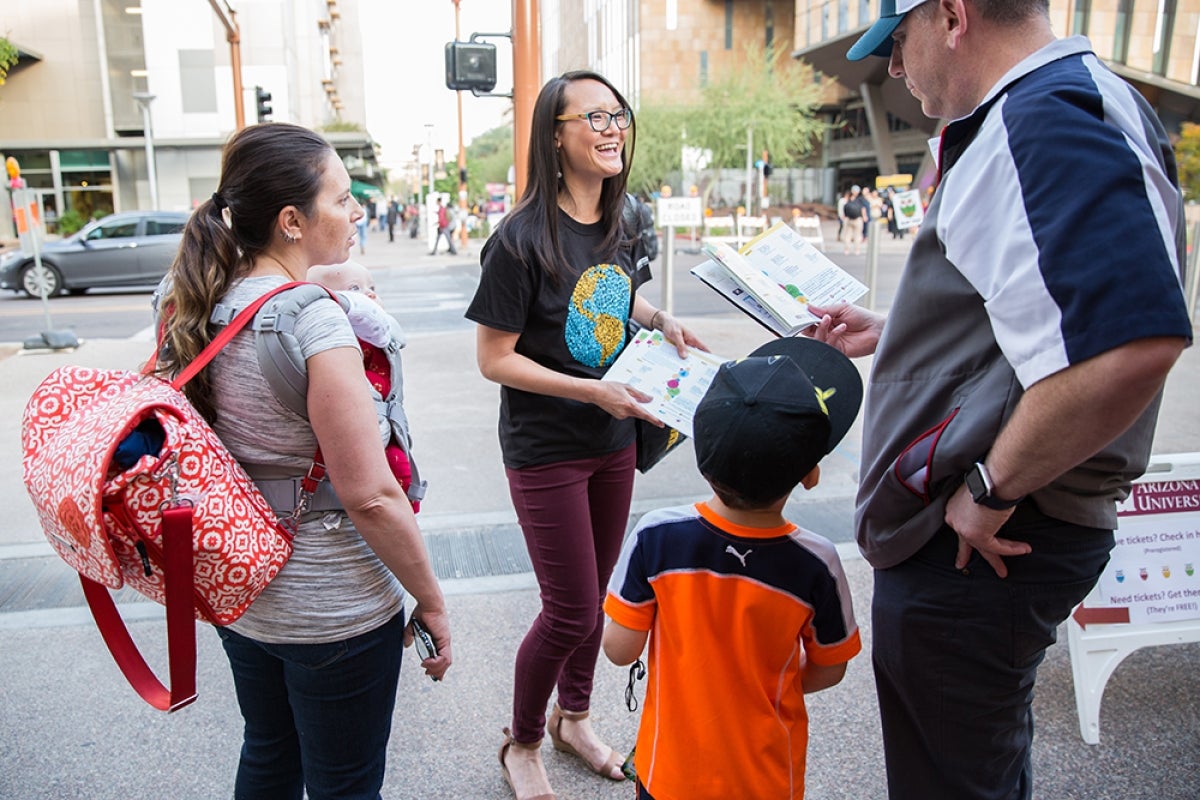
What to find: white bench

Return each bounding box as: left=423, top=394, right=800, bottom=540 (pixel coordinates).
left=791, top=214, right=826, bottom=251
left=736, top=215, right=767, bottom=247
left=1068, top=612, right=1200, bottom=744
left=701, top=215, right=737, bottom=247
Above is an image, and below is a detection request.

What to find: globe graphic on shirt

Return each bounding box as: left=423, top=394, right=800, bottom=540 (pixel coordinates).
left=565, top=263, right=632, bottom=368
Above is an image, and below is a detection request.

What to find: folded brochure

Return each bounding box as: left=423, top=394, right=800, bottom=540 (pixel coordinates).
left=692, top=221, right=868, bottom=337
left=602, top=329, right=729, bottom=438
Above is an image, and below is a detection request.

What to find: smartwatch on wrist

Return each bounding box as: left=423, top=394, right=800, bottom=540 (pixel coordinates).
left=964, top=462, right=1024, bottom=510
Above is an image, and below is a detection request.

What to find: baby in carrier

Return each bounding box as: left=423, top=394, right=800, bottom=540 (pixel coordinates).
left=308, top=261, right=422, bottom=512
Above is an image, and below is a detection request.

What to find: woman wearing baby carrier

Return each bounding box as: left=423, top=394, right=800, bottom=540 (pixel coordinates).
left=154, top=122, right=451, bottom=799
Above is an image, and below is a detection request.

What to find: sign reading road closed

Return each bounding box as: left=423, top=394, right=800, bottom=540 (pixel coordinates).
left=655, top=197, right=702, bottom=228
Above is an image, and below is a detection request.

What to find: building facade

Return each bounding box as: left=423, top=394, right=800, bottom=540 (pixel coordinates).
left=541, top=1, right=1200, bottom=196
left=795, top=0, right=1200, bottom=190
left=0, top=0, right=379, bottom=241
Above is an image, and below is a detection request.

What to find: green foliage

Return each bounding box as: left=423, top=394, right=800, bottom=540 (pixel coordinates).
left=320, top=120, right=365, bottom=133
left=628, top=104, right=690, bottom=198
left=0, top=37, right=18, bottom=85
left=57, top=209, right=87, bottom=236
left=466, top=124, right=515, bottom=190
left=1176, top=123, right=1200, bottom=201
left=693, top=41, right=825, bottom=167
left=633, top=41, right=825, bottom=195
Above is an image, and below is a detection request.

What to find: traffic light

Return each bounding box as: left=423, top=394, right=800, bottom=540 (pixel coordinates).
left=255, top=86, right=273, bottom=123
left=444, top=41, right=497, bottom=92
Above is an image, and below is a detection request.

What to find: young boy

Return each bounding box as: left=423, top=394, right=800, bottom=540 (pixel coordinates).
left=307, top=261, right=424, bottom=512
left=603, top=337, right=864, bottom=800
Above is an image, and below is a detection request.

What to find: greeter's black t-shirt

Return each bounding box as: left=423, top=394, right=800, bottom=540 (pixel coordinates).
left=465, top=211, right=648, bottom=469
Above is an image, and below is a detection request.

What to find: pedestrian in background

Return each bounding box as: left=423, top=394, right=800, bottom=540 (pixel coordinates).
left=840, top=185, right=865, bottom=255
left=465, top=69, right=705, bottom=800
left=430, top=197, right=457, bottom=255
left=355, top=209, right=368, bottom=255
left=809, top=2, right=1192, bottom=797
left=386, top=194, right=400, bottom=242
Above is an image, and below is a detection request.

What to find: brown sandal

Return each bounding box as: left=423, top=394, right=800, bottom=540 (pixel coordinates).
left=499, top=727, right=557, bottom=800
left=546, top=703, right=624, bottom=781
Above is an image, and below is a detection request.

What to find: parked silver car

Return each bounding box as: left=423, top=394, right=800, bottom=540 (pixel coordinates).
left=0, top=210, right=190, bottom=297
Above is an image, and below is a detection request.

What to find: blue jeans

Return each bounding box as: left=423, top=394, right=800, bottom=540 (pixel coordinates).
left=215, top=612, right=406, bottom=800
left=872, top=504, right=1113, bottom=799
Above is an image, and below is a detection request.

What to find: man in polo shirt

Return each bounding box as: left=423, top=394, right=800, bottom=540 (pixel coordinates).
left=808, top=1, right=1192, bottom=797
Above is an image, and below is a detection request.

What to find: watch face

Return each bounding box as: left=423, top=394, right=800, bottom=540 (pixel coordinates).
left=965, top=465, right=988, bottom=502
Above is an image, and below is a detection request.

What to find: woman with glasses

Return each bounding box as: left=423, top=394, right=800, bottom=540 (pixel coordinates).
left=466, top=71, right=705, bottom=800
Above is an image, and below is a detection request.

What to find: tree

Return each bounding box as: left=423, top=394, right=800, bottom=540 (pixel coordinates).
left=628, top=104, right=690, bottom=198
left=0, top=37, right=18, bottom=85
left=464, top=124, right=514, bottom=194
left=631, top=41, right=826, bottom=196
left=320, top=120, right=365, bottom=133
left=1175, top=122, right=1200, bottom=201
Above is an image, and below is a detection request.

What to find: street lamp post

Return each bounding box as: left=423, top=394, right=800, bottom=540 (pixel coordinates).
left=452, top=0, right=469, bottom=252
left=133, top=92, right=160, bottom=210
left=423, top=124, right=435, bottom=246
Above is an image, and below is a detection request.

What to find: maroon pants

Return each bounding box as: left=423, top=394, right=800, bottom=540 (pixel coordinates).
left=505, top=444, right=636, bottom=743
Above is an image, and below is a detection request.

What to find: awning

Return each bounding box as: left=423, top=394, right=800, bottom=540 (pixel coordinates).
left=350, top=179, right=384, bottom=202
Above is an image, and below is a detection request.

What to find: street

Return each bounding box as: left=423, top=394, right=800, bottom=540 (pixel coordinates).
left=0, top=221, right=910, bottom=345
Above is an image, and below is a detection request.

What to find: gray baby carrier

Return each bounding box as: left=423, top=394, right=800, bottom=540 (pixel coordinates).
left=206, top=282, right=427, bottom=514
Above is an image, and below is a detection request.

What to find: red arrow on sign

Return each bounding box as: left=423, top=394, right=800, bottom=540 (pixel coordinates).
left=1072, top=603, right=1130, bottom=629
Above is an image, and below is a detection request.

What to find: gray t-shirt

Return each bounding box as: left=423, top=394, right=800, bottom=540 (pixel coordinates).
left=210, top=276, right=405, bottom=643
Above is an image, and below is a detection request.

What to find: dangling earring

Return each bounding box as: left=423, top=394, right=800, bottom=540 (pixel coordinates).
left=281, top=230, right=297, bottom=244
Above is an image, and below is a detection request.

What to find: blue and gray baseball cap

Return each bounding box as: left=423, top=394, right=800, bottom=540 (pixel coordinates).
left=847, top=0, right=931, bottom=61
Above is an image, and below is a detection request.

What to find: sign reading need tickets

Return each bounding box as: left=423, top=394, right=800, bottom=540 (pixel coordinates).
left=1095, top=477, right=1200, bottom=624
left=655, top=197, right=702, bottom=228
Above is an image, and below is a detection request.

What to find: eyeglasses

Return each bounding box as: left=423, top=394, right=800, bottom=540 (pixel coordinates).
left=556, top=108, right=633, bottom=133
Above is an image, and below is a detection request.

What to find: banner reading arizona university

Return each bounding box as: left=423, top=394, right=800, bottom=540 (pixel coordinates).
left=1096, top=477, right=1200, bottom=624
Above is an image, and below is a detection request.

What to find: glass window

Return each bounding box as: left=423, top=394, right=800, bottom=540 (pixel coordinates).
left=146, top=218, right=185, bottom=235
left=59, top=150, right=111, bottom=169
left=87, top=220, right=138, bottom=240
left=3, top=151, right=51, bottom=170
left=61, top=170, right=113, bottom=188
left=1072, top=0, right=1090, bottom=36
left=838, top=0, right=849, bottom=34
left=1113, top=0, right=1133, bottom=64
left=1152, top=0, right=1176, bottom=76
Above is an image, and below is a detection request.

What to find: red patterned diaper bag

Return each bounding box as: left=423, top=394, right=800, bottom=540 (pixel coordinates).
left=20, top=284, right=303, bottom=711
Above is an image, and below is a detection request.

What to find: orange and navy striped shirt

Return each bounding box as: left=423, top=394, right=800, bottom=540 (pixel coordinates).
left=604, top=502, right=861, bottom=799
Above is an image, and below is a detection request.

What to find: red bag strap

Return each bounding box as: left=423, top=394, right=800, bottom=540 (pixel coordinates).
left=80, top=504, right=198, bottom=712
left=87, top=281, right=316, bottom=710
left=169, top=281, right=309, bottom=391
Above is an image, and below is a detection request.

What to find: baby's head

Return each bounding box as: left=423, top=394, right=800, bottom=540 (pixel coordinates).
left=308, top=261, right=378, bottom=303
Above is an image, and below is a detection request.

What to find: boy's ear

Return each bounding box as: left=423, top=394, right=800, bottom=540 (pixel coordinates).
left=800, top=464, right=821, bottom=491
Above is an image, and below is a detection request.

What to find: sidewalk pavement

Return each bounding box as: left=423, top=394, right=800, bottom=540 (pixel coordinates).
left=0, top=223, right=1197, bottom=798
